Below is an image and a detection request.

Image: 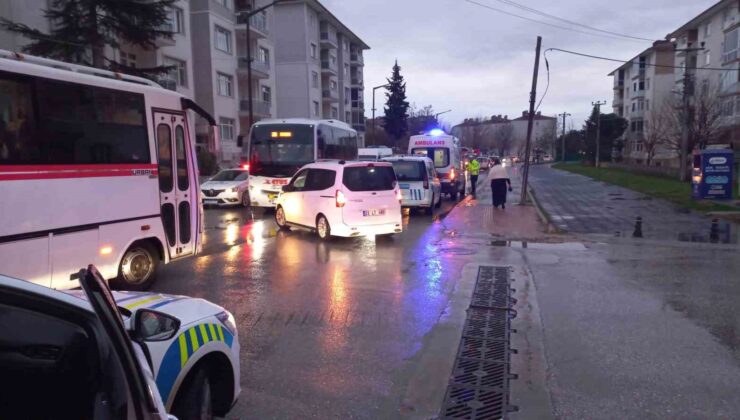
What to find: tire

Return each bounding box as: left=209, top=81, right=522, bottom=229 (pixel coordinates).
left=275, top=206, right=289, bottom=230
left=171, top=367, right=213, bottom=420
left=241, top=191, right=250, bottom=208
left=112, top=243, right=159, bottom=291
left=316, top=215, right=331, bottom=240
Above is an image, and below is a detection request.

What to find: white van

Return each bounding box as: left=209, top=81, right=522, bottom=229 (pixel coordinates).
left=382, top=156, right=442, bottom=211
left=408, top=130, right=465, bottom=200
left=274, top=160, right=403, bottom=239
left=358, top=146, right=393, bottom=161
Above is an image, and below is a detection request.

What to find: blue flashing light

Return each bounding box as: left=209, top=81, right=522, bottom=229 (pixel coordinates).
left=429, top=128, right=444, bottom=136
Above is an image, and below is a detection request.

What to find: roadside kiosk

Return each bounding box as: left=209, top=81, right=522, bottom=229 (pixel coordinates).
left=691, top=148, right=734, bottom=200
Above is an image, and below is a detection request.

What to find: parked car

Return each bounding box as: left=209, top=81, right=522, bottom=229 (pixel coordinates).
left=201, top=168, right=250, bottom=207
left=274, top=160, right=403, bottom=239
left=382, top=156, right=442, bottom=214
left=0, top=265, right=241, bottom=419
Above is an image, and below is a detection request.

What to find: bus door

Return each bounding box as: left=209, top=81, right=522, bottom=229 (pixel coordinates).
left=155, top=112, right=195, bottom=259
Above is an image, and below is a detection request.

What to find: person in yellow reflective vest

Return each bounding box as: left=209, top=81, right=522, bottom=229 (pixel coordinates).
left=466, top=157, right=481, bottom=198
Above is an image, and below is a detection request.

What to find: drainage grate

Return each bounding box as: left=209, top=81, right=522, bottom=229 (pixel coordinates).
left=440, top=266, right=518, bottom=419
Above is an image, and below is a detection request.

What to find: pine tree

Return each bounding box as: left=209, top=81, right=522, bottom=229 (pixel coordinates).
left=383, top=60, right=410, bottom=144
left=0, top=0, right=176, bottom=76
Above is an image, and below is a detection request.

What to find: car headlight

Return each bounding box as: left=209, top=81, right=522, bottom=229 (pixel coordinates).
left=216, top=311, right=237, bottom=335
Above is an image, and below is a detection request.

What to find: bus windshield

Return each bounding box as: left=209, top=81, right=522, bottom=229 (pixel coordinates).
left=249, top=124, right=315, bottom=177
left=411, top=147, right=450, bottom=168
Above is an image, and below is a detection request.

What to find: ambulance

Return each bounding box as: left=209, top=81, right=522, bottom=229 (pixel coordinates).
left=408, top=129, right=466, bottom=200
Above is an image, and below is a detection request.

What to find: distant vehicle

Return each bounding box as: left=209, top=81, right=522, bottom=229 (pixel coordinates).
left=543, top=154, right=553, bottom=162
left=200, top=168, right=250, bottom=207
left=274, top=160, right=403, bottom=239
left=408, top=130, right=466, bottom=200
left=358, top=146, right=393, bottom=161
left=501, top=157, right=511, bottom=167
left=0, top=50, right=218, bottom=290
left=0, top=265, right=240, bottom=419
left=382, top=156, right=442, bottom=212
left=244, top=119, right=358, bottom=208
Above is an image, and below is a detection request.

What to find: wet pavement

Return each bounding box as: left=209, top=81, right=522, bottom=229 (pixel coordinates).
left=148, top=171, right=740, bottom=419
left=528, top=165, right=739, bottom=243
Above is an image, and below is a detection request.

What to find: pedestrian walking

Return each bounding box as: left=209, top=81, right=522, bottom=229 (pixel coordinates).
left=466, top=156, right=480, bottom=198
left=487, top=158, right=512, bottom=209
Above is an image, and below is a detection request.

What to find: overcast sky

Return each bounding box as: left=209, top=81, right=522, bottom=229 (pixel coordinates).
left=322, top=0, right=717, bottom=130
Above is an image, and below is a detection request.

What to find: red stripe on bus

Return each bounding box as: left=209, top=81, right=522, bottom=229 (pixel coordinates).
left=0, top=170, right=159, bottom=181
left=0, top=163, right=158, bottom=172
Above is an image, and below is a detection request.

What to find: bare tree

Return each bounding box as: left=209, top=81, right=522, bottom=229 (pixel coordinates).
left=459, top=117, right=490, bottom=150
left=639, top=103, right=673, bottom=165
left=664, top=82, right=727, bottom=155
left=494, top=124, right=514, bottom=156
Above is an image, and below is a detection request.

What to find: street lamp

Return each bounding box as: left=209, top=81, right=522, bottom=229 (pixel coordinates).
left=240, top=0, right=286, bottom=130
left=434, top=109, right=452, bottom=120
left=370, top=83, right=390, bottom=145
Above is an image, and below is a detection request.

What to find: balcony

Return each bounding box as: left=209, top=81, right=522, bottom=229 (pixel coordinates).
left=238, top=57, right=271, bottom=79
left=631, top=108, right=645, bottom=118
left=613, top=93, right=624, bottom=106
left=350, top=77, right=363, bottom=88
left=350, top=53, right=364, bottom=66
left=322, top=89, right=339, bottom=102
left=320, top=31, right=338, bottom=49
left=321, top=60, right=338, bottom=75
left=239, top=99, right=271, bottom=117
left=236, top=12, right=269, bottom=39
left=154, top=25, right=176, bottom=47
left=631, top=88, right=645, bottom=99
left=613, top=79, right=624, bottom=90
left=351, top=99, right=364, bottom=110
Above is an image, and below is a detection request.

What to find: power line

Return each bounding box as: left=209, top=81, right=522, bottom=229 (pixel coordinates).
left=544, top=47, right=737, bottom=72
left=464, top=0, right=649, bottom=43
left=490, top=0, right=654, bottom=42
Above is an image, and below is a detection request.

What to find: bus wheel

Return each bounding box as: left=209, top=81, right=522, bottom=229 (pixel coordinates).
left=113, top=243, right=159, bottom=291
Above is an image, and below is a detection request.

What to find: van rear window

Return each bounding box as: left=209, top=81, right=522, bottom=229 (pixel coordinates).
left=390, top=161, right=426, bottom=182
left=411, top=147, right=449, bottom=168
left=342, top=166, right=396, bottom=191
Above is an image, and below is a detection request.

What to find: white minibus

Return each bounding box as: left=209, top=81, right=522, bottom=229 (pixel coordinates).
left=408, top=129, right=466, bottom=200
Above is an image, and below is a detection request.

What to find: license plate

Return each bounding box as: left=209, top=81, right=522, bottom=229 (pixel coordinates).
left=363, top=209, right=385, bottom=217
left=205, top=200, right=218, bottom=205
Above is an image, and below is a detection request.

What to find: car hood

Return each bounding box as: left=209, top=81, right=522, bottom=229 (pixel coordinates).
left=64, top=290, right=226, bottom=327
left=200, top=181, right=243, bottom=189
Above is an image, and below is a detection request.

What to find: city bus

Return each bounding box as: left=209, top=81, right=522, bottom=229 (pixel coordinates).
left=245, top=118, right=358, bottom=207
left=0, top=50, right=219, bottom=290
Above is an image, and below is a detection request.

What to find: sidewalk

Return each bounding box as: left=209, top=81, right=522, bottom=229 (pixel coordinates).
left=443, top=166, right=550, bottom=240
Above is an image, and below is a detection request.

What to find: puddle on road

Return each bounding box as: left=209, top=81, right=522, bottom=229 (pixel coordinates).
left=490, top=240, right=587, bottom=251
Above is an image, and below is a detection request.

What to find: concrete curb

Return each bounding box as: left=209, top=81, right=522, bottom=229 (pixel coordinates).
left=527, top=187, right=561, bottom=234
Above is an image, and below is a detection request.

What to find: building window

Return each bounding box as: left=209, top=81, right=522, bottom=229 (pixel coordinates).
left=331, top=107, right=338, bottom=119
left=344, top=63, right=349, bottom=78
left=165, top=7, right=184, bottom=34
left=164, top=56, right=187, bottom=87
left=261, top=85, right=271, bottom=103
left=645, top=78, right=650, bottom=89
left=312, top=71, right=319, bottom=88
left=313, top=101, right=319, bottom=117
left=645, top=99, right=650, bottom=110
left=705, top=22, right=711, bottom=37
left=214, top=26, right=232, bottom=53
left=330, top=55, right=337, bottom=65
left=346, top=111, right=351, bottom=122
left=344, top=40, right=349, bottom=52
left=120, top=52, right=136, bottom=68
left=723, top=28, right=738, bottom=63
left=217, top=73, right=233, bottom=97
left=219, top=117, right=235, bottom=141
left=330, top=80, right=337, bottom=91
left=310, top=43, right=317, bottom=59
left=344, top=87, right=350, bottom=104
left=258, top=47, right=270, bottom=65
left=705, top=50, right=711, bottom=66
left=216, top=0, right=231, bottom=10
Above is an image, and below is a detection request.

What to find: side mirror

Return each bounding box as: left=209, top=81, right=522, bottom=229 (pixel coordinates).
left=133, top=309, right=180, bottom=342
left=282, top=185, right=293, bottom=192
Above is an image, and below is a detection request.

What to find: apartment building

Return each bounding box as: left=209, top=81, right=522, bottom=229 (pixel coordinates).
left=451, top=111, right=556, bottom=156
left=668, top=0, right=740, bottom=148
left=609, top=40, right=676, bottom=165
left=273, top=0, right=369, bottom=145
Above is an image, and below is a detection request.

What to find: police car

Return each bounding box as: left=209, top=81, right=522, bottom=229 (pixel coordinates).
left=0, top=265, right=240, bottom=419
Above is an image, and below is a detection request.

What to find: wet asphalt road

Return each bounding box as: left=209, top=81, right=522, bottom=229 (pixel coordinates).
left=155, top=198, right=470, bottom=418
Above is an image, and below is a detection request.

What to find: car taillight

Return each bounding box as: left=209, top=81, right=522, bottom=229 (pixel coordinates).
left=241, top=163, right=250, bottom=171
left=423, top=177, right=429, bottom=189
left=450, top=167, right=456, bottom=180
left=336, top=190, right=347, bottom=207
left=395, top=188, right=403, bottom=204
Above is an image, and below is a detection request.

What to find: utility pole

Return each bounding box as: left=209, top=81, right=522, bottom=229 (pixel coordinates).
left=519, top=36, right=542, bottom=206
left=558, top=112, right=571, bottom=162
left=675, top=46, right=702, bottom=181
left=371, top=83, right=390, bottom=146
left=240, top=1, right=286, bottom=131
left=591, top=101, right=606, bottom=167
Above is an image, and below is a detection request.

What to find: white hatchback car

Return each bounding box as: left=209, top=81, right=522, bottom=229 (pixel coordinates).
left=382, top=156, right=442, bottom=212
left=274, top=160, right=403, bottom=239
left=200, top=168, right=250, bottom=207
